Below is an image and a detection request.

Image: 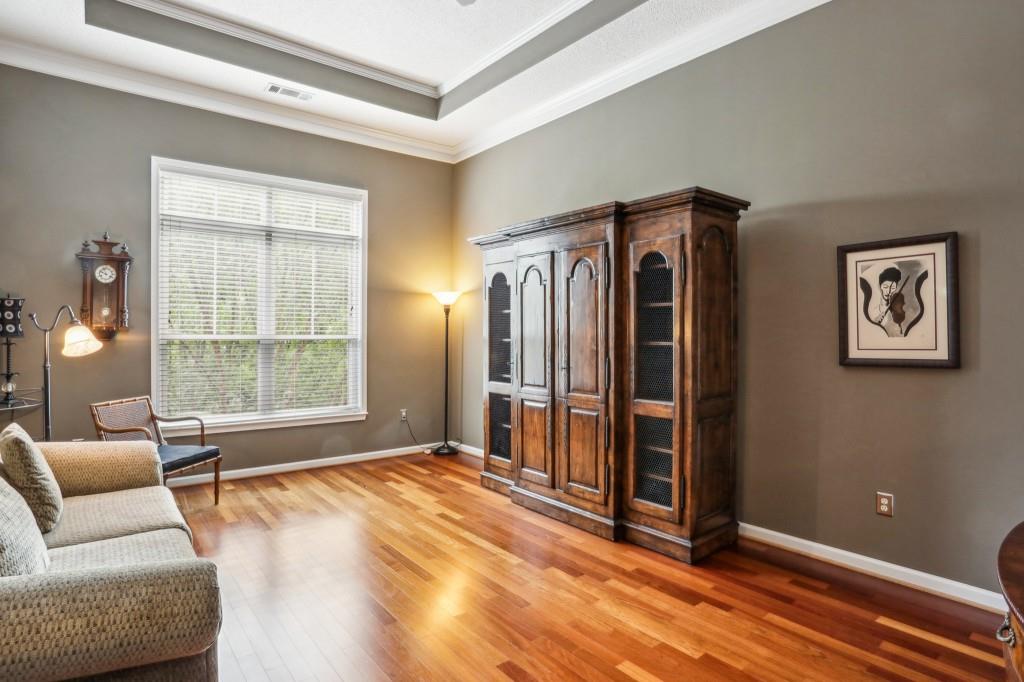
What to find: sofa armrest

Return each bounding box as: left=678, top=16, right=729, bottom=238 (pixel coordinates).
left=36, top=441, right=163, bottom=497
left=0, top=559, right=221, bottom=682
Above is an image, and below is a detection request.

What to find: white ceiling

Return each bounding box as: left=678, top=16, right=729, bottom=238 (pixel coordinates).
left=169, top=0, right=577, bottom=90
left=0, top=0, right=831, bottom=162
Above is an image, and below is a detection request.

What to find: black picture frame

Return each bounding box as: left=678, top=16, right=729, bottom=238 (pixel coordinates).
left=837, top=232, right=960, bottom=368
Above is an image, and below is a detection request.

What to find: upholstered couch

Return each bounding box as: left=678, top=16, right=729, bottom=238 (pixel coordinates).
left=0, top=440, right=221, bottom=681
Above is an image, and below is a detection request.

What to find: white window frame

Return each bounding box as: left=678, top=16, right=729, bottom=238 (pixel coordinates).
left=150, top=156, right=368, bottom=435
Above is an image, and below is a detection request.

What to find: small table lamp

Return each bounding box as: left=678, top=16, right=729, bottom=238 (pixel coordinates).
left=1, top=296, right=25, bottom=406
left=432, top=291, right=460, bottom=455
left=30, top=304, right=102, bottom=440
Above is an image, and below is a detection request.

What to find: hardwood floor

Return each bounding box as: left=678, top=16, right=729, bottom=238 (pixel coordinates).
left=172, top=453, right=1004, bottom=682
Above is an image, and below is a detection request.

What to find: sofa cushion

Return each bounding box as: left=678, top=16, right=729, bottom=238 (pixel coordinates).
left=0, top=475, right=49, bottom=576
left=47, top=528, right=195, bottom=572
left=43, top=486, right=192, bottom=550
left=0, top=423, right=62, bottom=532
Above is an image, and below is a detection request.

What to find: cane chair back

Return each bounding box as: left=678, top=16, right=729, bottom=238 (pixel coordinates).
left=90, top=396, right=166, bottom=445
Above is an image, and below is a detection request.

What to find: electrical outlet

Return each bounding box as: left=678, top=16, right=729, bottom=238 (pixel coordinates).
left=400, top=409, right=408, bottom=422
left=876, top=491, right=894, bottom=517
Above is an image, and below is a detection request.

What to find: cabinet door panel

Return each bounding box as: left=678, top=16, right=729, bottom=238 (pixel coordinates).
left=485, top=264, right=513, bottom=390
left=483, top=262, right=514, bottom=479
left=514, top=252, right=554, bottom=488
left=560, top=245, right=605, bottom=400
left=518, top=254, right=553, bottom=394
left=518, top=398, right=552, bottom=486
left=556, top=243, right=608, bottom=505
left=626, top=236, right=683, bottom=523
left=562, top=403, right=606, bottom=503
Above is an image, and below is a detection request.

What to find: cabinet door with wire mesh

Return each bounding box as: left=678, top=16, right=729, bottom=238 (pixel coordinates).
left=555, top=244, right=608, bottom=505
left=483, top=262, right=514, bottom=479
left=513, top=252, right=554, bottom=488
left=626, top=236, right=684, bottom=522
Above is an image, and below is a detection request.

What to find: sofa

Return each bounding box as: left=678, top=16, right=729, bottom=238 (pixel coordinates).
left=0, top=440, right=221, bottom=681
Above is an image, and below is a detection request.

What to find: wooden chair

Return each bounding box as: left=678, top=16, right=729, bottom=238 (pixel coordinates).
left=90, top=396, right=222, bottom=504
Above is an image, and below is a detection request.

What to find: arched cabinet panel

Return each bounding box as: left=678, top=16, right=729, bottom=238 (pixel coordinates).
left=556, top=243, right=608, bottom=505
left=514, top=253, right=554, bottom=489
left=626, top=238, right=683, bottom=523
left=487, top=272, right=512, bottom=385
left=482, top=262, right=514, bottom=485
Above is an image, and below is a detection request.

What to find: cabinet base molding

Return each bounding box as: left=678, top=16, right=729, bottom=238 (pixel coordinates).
left=620, top=520, right=738, bottom=564
left=510, top=486, right=616, bottom=540
left=480, top=471, right=512, bottom=494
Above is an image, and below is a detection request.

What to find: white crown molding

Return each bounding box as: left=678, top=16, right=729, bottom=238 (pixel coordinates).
left=438, top=0, right=593, bottom=96
left=0, top=39, right=456, bottom=162
left=739, top=523, right=1006, bottom=613
left=453, top=0, right=833, bottom=161
left=116, top=0, right=439, bottom=97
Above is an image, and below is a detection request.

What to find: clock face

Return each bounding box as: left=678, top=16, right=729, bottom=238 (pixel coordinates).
left=95, top=264, right=117, bottom=284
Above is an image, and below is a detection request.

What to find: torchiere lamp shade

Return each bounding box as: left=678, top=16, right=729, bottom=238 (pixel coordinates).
left=62, top=323, right=102, bottom=357
left=432, top=291, right=461, bottom=307
left=1, top=298, right=24, bottom=337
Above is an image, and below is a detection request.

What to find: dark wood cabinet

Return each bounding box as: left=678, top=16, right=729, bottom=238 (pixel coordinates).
left=472, top=187, right=749, bottom=562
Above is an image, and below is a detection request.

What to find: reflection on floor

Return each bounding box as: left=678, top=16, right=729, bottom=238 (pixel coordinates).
left=173, top=453, right=1002, bottom=681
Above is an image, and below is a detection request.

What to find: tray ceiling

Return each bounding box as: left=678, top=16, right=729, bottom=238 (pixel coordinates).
left=0, top=0, right=831, bottom=162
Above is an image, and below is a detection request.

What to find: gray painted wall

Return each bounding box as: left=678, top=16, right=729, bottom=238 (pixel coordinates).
left=0, top=65, right=453, bottom=469
left=3, top=0, right=1021, bottom=592
left=452, top=0, right=1024, bottom=590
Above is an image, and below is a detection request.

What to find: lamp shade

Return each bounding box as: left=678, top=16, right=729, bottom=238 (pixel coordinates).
left=62, top=323, right=102, bottom=357
left=1, top=298, right=24, bottom=338
left=432, top=291, right=461, bottom=307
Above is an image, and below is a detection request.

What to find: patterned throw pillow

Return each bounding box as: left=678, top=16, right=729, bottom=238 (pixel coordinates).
left=0, top=474, right=49, bottom=576
left=0, top=423, right=63, bottom=532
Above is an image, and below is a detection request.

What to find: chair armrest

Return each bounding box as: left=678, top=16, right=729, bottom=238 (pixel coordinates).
left=154, top=414, right=206, bottom=446
left=36, top=441, right=162, bottom=497
left=0, top=559, right=221, bottom=682
left=95, top=419, right=154, bottom=441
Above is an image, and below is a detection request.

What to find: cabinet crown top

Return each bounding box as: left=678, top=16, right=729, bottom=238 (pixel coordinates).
left=468, top=186, right=749, bottom=249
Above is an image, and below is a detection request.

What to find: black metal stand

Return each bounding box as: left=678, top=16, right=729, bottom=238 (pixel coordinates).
left=432, top=304, right=457, bottom=456
left=29, top=305, right=78, bottom=442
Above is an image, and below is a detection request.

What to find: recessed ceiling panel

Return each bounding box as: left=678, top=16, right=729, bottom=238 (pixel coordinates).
left=173, top=0, right=578, bottom=87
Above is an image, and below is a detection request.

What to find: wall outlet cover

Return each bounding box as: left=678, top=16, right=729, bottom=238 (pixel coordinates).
left=876, top=491, right=894, bottom=517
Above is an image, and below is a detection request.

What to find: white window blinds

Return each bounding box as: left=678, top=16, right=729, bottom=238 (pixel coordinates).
left=155, top=162, right=366, bottom=427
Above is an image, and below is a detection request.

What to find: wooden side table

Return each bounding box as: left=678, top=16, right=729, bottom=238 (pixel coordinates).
left=998, top=522, right=1024, bottom=680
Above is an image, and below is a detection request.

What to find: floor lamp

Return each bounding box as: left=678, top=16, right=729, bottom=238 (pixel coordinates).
left=431, top=291, right=460, bottom=455
left=29, top=304, right=102, bottom=441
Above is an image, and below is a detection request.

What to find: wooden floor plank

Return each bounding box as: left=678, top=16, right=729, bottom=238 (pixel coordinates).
left=172, top=454, right=1004, bottom=681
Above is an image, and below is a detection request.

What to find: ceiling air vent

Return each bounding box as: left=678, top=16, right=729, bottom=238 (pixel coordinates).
left=265, top=83, right=313, bottom=101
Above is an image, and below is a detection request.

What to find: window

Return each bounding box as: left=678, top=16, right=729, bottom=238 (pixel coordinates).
left=151, top=158, right=367, bottom=433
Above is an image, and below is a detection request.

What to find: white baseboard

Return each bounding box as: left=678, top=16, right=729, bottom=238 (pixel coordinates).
left=459, top=444, right=484, bottom=458
left=739, top=523, right=1006, bottom=613
left=165, top=442, right=438, bottom=488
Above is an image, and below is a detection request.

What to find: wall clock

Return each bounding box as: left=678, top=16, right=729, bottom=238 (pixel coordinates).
left=76, top=233, right=133, bottom=340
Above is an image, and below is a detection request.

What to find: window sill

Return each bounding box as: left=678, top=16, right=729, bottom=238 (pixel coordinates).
left=161, top=410, right=368, bottom=437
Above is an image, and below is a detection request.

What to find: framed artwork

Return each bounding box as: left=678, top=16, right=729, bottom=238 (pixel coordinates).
left=837, top=232, right=959, bottom=368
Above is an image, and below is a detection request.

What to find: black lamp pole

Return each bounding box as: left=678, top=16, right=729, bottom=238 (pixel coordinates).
left=30, top=305, right=80, bottom=442
left=433, top=303, right=457, bottom=455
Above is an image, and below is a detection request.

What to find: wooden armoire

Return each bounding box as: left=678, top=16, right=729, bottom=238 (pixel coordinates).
left=470, top=187, right=749, bottom=563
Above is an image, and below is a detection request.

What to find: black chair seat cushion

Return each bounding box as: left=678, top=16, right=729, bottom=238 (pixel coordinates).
left=157, top=444, right=221, bottom=474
